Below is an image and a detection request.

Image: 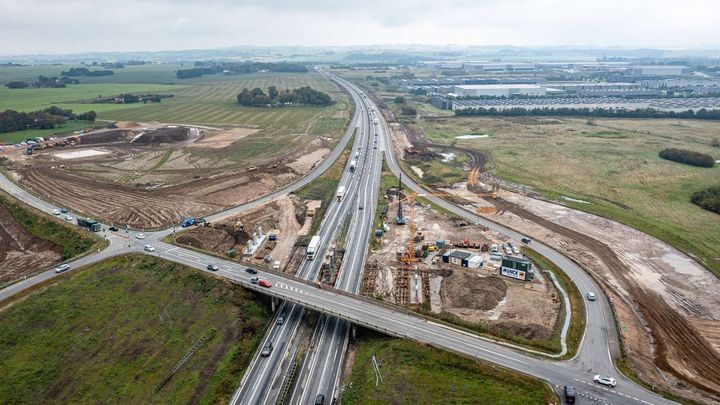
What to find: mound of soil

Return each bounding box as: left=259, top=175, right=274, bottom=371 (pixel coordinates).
left=79, top=130, right=134, bottom=144
left=114, top=121, right=142, bottom=129
left=441, top=271, right=507, bottom=311
left=176, top=224, right=250, bottom=254
left=134, top=127, right=190, bottom=144
left=493, top=321, right=553, bottom=341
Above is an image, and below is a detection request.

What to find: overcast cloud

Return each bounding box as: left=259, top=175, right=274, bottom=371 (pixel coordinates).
left=1, top=0, right=718, bottom=55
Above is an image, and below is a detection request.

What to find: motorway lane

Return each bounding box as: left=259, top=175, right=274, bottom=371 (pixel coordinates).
left=229, top=86, right=375, bottom=404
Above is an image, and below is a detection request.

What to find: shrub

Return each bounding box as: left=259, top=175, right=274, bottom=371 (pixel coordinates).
left=691, top=186, right=720, bottom=214
left=659, top=148, right=715, bottom=168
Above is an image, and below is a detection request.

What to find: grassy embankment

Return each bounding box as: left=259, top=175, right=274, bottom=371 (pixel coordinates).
left=421, top=116, right=720, bottom=277
left=343, top=331, right=558, bottom=405
left=0, top=254, right=271, bottom=404
left=0, top=190, right=102, bottom=261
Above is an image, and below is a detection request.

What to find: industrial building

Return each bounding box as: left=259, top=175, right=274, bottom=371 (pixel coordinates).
left=631, top=65, right=690, bottom=76
left=499, top=255, right=533, bottom=281
left=452, top=84, right=547, bottom=98
left=462, top=63, right=539, bottom=73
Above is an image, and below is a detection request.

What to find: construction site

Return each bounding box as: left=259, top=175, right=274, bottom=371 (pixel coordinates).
left=385, top=109, right=720, bottom=403
left=361, top=178, right=562, bottom=343
left=1, top=122, right=338, bottom=229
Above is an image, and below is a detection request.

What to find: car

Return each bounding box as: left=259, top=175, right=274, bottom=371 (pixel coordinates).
left=109, top=226, right=119, bottom=232
left=258, top=279, right=272, bottom=288
left=260, top=341, right=273, bottom=357
left=52, top=209, right=61, bottom=215
left=250, top=277, right=259, bottom=284
left=373, top=145, right=377, bottom=149
left=268, top=234, right=277, bottom=241
left=521, top=237, right=531, bottom=244
left=245, top=267, right=258, bottom=274
left=563, top=385, right=576, bottom=404
left=315, top=394, right=325, bottom=405
left=586, top=292, right=597, bottom=301
left=60, top=208, right=68, bottom=214
left=135, top=233, right=146, bottom=239
left=273, top=261, right=281, bottom=270
left=144, top=244, right=155, bottom=252
left=358, top=205, right=364, bottom=210
left=276, top=315, right=285, bottom=325
left=65, top=215, right=73, bottom=221
left=593, top=374, right=616, bottom=387
left=512, top=246, right=520, bottom=254
left=54, top=264, right=70, bottom=273
left=207, top=263, right=219, bottom=271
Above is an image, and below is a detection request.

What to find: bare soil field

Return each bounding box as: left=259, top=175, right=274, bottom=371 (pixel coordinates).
left=363, top=193, right=561, bottom=343
left=4, top=125, right=336, bottom=229
left=0, top=205, right=63, bottom=285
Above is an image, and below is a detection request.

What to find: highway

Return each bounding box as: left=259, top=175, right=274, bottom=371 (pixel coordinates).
left=0, top=71, right=680, bottom=405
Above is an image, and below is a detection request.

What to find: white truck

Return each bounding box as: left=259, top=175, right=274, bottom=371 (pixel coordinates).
left=336, top=185, right=346, bottom=202
left=307, top=235, right=320, bottom=260
left=349, top=160, right=357, bottom=172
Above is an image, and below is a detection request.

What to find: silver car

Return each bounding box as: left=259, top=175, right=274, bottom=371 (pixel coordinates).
left=593, top=374, right=616, bottom=387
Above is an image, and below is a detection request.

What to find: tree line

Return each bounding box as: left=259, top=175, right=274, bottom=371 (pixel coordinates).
left=176, top=61, right=307, bottom=79
left=236, top=86, right=331, bottom=107
left=454, top=107, right=720, bottom=120
left=0, top=107, right=96, bottom=134
left=691, top=186, right=720, bottom=214
left=5, top=76, right=79, bottom=89
left=659, top=148, right=716, bottom=168
left=61, top=67, right=114, bottom=77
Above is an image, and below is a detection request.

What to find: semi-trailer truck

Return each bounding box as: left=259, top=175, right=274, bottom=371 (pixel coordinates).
left=77, top=217, right=101, bottom=232
left=336, top=185, right=346, bottom=202
left=307, top=235, right=320, bottom=260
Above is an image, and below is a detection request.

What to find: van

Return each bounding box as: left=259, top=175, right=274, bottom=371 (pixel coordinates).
left=261, top=342, right=273, bottom=357
left=563, top=385, right=576, bottom=404
left=315, top=394, right=325, bottom=405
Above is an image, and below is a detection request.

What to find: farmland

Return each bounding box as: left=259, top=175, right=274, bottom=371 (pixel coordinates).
left=0, top=254, right=271, bottom=404
left=418, top=116, right=720, bottom=276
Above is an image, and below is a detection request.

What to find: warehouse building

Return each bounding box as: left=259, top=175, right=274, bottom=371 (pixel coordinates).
left=499, top=255, right=533, bottom=281
left=631, top=65, right=690, bottom=76
left=452, top=84, right=547, bottom=98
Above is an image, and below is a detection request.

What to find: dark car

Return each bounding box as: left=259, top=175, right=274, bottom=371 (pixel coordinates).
left=245, top=267, right=258, bottom=275
left=521, top=237, right=531, bottom=244
left=315, top=394, right=325, bottom=405
left=60, top=208, right=68, bottom=214
left=109, top=226, right=119, bottom=232
left=268, top=234, right=277, bottom=241
left=207, top=263, right=219, bottom=271
left=563, top=385, right=576, bottom=404
left=276, top=315, right=285, bottom=325
left=261, top=342, right=273, bottom=357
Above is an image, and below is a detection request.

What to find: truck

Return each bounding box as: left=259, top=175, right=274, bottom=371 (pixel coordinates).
left=307, top=235, right=320, bottom=260
left=336, top=185, right=346, bottom=202
left=77, top=217, right=101, bottom=232
left=349, top=160, right=356, bottom=172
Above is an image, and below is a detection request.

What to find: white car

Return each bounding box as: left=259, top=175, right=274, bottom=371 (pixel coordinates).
left=144, top=245, right=155, bottom=252
left=593, top=375, right=616, bottom=387
left=135, top=233, right=146, bottom=239
left=54, top=264, right=70, bottom=273
left=512, top=246, right=520, bottom=254
left=52, top=209, right=61, bottom=215
left=586, top=292, right=597, bottom=301
left=65, top=215, right=73, bottom=221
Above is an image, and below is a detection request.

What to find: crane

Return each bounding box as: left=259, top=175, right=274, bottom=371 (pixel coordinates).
left=399, top=191, right=418, bottom=264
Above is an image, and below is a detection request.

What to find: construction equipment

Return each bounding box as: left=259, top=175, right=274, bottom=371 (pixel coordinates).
left=400, top=191, right=418, bottom=264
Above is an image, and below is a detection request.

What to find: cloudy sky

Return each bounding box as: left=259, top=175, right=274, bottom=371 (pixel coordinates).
left=1, top=0, right=718, bottom=55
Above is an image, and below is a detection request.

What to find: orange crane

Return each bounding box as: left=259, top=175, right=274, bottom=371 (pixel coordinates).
left=400, top=191, right=418, bottom=264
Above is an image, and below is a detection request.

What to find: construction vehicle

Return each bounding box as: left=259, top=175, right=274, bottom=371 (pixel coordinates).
left=307, top=207, right=315, bottom=217
left=77, top=217, right=101, bottom=232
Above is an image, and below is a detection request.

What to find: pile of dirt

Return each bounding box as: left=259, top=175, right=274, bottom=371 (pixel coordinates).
left=441, top=271, right=507, bottom=311
left=114, top=121, right=142, bottom=129
left=79, top=130, right=134, bottom=145
left=134, top=127, right=190, bottom=144
left=0, top=205, right=63, bottom=285
left=175, top=225, right=247, bottom=253
left=493, top=321, right=553, bottom=341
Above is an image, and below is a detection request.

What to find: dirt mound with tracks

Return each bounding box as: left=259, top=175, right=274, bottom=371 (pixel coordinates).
left=78, top=130, right=134, bottom=144
left=0, top=205, right=63, bottom=285
left=133, top=127, right=191, bottom=144
left=441, top=271, right=507, bottom=311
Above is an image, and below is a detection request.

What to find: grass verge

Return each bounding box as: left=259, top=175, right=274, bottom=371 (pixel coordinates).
left=342, top=330, right=558, bottom=404
left=0, top=254, right=271, bottom=404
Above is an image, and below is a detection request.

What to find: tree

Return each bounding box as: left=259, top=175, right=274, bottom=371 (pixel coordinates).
left=401, top=105, right=417, bottom=116
left=5, top=81, right=28, bottom=89
left=394, top=96, right=406, bottom=104
left=691, top=186, right=720, bottom=214
left=267, top=86, right=279, bottom=101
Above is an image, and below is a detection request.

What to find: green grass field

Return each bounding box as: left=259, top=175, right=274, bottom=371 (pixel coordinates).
left=0, top=120, right=104, bottom=143
left=0, top=254, right=271, bottom=404
left=342, top=332, right=557, bottom=404
left=0, top=63, right=182, bottom=84
left=419, top=116, right=720, bottom=277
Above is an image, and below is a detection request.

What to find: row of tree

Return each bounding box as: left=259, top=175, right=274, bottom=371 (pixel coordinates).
left=5, top=76, right=79, bottom=89
left=691, top=186, right=720, bottom=214
left=454, top=107, right=720, bottom=120
left=659, top=148, right=716, bottom=168
left=176, top=62, right=307, bottom=79
left=61, top=67, right=114, bottom=77
left=236, top=86, right=331, bottom=107
left=0, top=107, right=96, bottom=134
